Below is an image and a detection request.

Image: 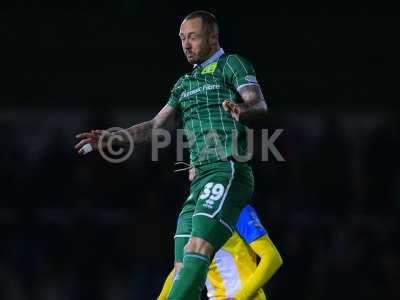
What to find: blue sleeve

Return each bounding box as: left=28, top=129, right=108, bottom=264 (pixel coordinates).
left=235, top=205, right=267, bottom=244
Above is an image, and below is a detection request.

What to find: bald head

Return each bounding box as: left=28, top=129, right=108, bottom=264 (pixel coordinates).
left=179, top=11, right=220, bottom=65
left=183, top=10, right=219, bottom=34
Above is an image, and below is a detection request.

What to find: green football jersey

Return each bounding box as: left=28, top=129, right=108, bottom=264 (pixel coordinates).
left=168, top=50, right=260, bottom=166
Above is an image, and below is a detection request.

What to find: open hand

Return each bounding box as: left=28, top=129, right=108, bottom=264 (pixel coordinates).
left=75, top=130, right=109, bottom=155
left=222, top=100, right=240, bottom=121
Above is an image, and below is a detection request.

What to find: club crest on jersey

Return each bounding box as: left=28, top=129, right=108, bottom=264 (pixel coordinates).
left=201, top=62, right=218, bottom=75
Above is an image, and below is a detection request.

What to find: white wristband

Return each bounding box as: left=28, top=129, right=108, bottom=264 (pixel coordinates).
left=81, top=143, right=94, bottom=155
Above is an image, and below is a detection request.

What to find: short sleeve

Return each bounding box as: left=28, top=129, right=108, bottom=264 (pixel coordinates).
left=167, top=77, right=184, bottom=109
left=235, top=205, right=267, bottom=244
left=225, top=55, right=259, bottom=91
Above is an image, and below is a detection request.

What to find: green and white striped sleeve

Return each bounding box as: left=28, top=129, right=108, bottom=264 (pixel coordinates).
left=225, top=54, right=260, bottom=91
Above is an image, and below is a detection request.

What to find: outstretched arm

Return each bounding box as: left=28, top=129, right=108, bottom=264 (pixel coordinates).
left=223, top=85, right=268, bottom=123
left=234, top=234, right=283, bottom=300
left=125, top=103, right=177, bottom=144
left=75, top=104, right=177, bottom=154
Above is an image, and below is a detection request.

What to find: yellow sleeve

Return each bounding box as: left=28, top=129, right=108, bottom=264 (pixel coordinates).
left=234, top=234, right=283, bottom=300
left=157, top=269, right=175, bottom=300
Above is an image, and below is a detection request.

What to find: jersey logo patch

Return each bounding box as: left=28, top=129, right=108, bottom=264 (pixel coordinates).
left=201, top=62, right=218, bottom=75
left=248, top=220, right=264, bottom=229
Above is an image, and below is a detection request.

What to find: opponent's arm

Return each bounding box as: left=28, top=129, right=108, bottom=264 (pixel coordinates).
left=234, top=234, right=283, bottom=300
left=157, top=268, right=175, bottom=300
left=75, top=104, right=177, bottom=154
left=223, top=85, right=268, bottom=122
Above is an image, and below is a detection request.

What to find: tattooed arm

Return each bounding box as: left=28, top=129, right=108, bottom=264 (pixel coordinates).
left=124, top=104, right=177, bottom=144
left=75, top=104, right=177, bottom=154
left=222, top=85, right=268, bottom=122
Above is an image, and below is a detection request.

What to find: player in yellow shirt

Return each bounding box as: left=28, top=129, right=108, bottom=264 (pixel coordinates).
left=158, top=204, right=283, bottom=299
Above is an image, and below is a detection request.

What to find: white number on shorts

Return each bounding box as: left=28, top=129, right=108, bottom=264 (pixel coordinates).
left=209, top=183, right=225, bottom=201
left=199, top=182, right=214, bottom=200
left=199, top=182, right=225, bottom=201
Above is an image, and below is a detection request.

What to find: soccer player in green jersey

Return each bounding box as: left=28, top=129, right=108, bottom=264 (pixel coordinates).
left=75, top=11, right=268, bottom=299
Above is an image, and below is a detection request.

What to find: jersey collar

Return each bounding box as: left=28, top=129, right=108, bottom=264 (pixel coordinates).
left=194, top=48, right=225, bottom=68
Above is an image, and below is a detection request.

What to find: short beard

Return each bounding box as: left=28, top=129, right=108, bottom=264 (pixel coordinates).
left=195, top=44, right=213, bottom=65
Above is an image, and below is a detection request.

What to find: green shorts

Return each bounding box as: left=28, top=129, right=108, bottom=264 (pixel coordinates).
left=174, top=160, right=254, bottom=262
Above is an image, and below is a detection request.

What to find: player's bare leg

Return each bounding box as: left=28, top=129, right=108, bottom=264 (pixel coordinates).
left=184, top=237, right=214, bottom=257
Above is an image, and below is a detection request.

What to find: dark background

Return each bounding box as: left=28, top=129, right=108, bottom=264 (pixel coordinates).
left=1, top=1, right=399, bottom=299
